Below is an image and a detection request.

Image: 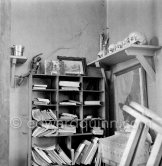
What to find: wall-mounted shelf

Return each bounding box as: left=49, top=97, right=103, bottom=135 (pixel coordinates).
left=88, top=44, right=161, bottom=80
left=10, top=55, right=27, bottom=64
left=10, top=55, right=27, bottom=87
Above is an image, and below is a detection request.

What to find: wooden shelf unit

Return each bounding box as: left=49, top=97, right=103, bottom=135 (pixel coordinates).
left=28, top=74, right=106, bottom=166
left=88, top=44, right=161, bottom=80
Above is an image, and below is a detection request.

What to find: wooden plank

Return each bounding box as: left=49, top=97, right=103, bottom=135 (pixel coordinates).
left=119, top=119, right=144, bottom=166
left=10, top=55, right=27, bottom=64
left=130, top=101, right=162, bottom=126
left=135, top=54, right=155, bottom=80
left=122, top=105, right=162, bottom=134
left=95, top=62, right=109, bottom=135
left=0, top=0, right=11, bottom=165
left=146, top=134, right=162, bottom=166
left=112, top=58, right=140, bottom=75
left=125, top=49, right=156, bottom=80
left=87, top=45, right=161, bottom=66
left=139, top=67, right=148, bottom=107
left=132, top=124, right=149, bottom=166
left=95, top=62, right=108, bottom=91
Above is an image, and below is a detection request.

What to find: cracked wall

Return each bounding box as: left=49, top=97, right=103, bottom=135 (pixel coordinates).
left=10, top=0, right=107, bottom=165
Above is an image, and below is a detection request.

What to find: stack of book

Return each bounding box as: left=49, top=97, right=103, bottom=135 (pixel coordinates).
left=32, top=108, right=57, bottom=121
left=33, top=98, right=50, bottom=105
left=84, top=100, right=101, bottom=105
left=32, top=144, right=72, bottom=165
left=59, top=81, right=80, bottom=91
left=33, top=84, right=48, bottom=90
left=59, top=113, right=78, bottom=120
left=73, top=137, right=99, bottom=165
left=73, top=140, right=91, bottom=165
left=59, top=100, right=81, bottom=106
left=32, top=123, right=58, bottom=137
left=58, top=124, right=76, bottom=135
left=91, top=127, right=104, bottom=135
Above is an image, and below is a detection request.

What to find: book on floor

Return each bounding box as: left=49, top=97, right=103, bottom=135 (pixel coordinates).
left=81, top=137, right=99, bottom=165
left=55, top=145, right=72, bottom=165
left=76, top=140, right=91, bottom=165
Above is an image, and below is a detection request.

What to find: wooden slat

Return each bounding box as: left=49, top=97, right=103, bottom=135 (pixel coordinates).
left=122, top=105, right=162, bottom=134
left=95, top=62, right=108, bottom=91
left=88, top=45, right=161, bottom=66
left=119, top=119, right=144, bottom=166
left=120, top=103, right=162, bottom=166
left=146, top=134, right=162, bottom=166
left=135, top=54, right=155, bottom=80
left=132, top=124, right=149, bottom=166
left=125, top=49, right=155, bottom=80
left=130, top=101, right=162, bottom=126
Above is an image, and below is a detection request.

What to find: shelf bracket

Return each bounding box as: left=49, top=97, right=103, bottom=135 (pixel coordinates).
left=10, top=56, right=27, bottom=88
left=11, top=58, right=17, bottom=88
left=125, top=49, right=156, bottom=80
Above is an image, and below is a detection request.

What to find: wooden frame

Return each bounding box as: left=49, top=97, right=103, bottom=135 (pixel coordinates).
left=120, top=102, right=162, bottom=166
left=57, top=56, right=87, bottom=75
left=111, top=59, right=148, bottom=131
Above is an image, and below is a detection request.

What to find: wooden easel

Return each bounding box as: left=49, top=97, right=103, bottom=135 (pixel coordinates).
left=119, top=102, right=162, bottom=166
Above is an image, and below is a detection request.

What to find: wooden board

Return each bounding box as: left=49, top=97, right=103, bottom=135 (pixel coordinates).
left=119, top=119, right=144, bottom=166
left=88, top=44, right=161, bottom=67
left=10, top=56, right=27, bottom=64
left=146, top=134, right=162, bottom=166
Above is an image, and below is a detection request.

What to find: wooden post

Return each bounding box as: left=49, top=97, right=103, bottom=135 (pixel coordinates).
left=0, top=0, right=11, bottom=165
left=95, top=62, right=108, bottom=91
left=119, top=119, right=144, bottom=166
left=95, top=62, right=110, bottom=136
left=146, top=134, right=162, bottom=166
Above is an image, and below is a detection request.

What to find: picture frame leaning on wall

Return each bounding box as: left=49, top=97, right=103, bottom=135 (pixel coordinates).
left=57, top=56, right=87, bottom=75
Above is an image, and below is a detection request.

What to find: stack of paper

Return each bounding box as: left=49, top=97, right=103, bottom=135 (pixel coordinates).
left=84, top=100, right=101, bottom=105
left=32, top=108, right=57, bottom=121
left=32, top=123, right=58, bottom=137
left=60, top=113, right=78, bottom=120
left=58, top=124, right=76, bottom=135
left=32, top=144, right=72, bottom=165
left=59, top=81, right=80, bottom=91
left=33, top=98, right=50, bottom=105
left=59, top=100, right=81, bottom=106
left=61, top=86, right=79, bottom=91
left=91, top=127, right=104, bottom=135
left=59, top=81, right=80, bottom=87
left=33, top=84, right=47, bottom=90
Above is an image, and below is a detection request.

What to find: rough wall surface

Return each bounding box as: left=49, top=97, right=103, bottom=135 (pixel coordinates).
left=107, top=0, right=162, bottom=115
left=10, top=0, right=107, bottom=165
left=0, top=0, right=10, bottom=165
left=9, top=0, right=162, bottom=165
left=154, top=0, right=162, bottom=117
